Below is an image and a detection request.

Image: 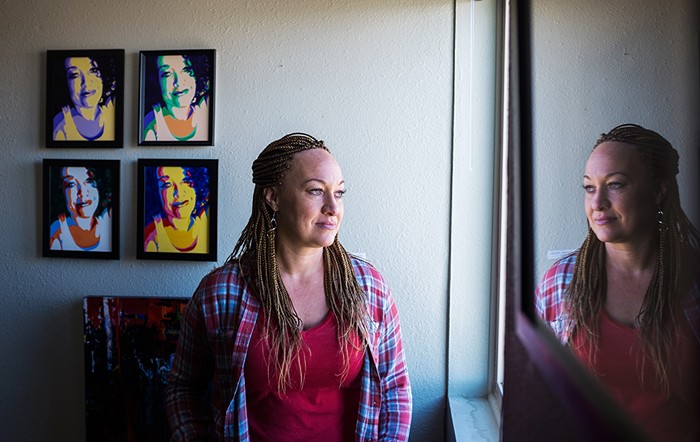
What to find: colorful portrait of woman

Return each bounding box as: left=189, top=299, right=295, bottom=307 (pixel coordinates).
left=43, top=159, right=119, bottom=259
left=139, top=50, right=214, bottom=145
left=139, top=159, right=218, bottom=260
left=45, top=50, right=124, bottom=147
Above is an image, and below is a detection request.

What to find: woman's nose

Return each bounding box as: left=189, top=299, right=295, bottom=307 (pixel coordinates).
left=591, top=189, right=609, bottom=210
left=323, top=196, right=339, bottom=215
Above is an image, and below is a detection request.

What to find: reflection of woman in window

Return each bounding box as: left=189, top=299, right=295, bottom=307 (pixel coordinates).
left=536, top=124, right=700, bottom=441
left=142, top=54, right=210, bottom=142
left=49, top=166, right=112, bottom=251
left=144, top=166, right=209, bottom=253
left=52, top=56, right=116, bottom=141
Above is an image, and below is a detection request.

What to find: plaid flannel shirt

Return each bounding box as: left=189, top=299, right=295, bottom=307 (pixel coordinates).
left=535, top=252, right=700, bottom=345
left=166, top=256, right=412, bottom=441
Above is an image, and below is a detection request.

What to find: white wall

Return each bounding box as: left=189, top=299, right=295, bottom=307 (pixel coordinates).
left=531, top=0, right=700, bottom=280
left=0, top=1, right=459, bottom=440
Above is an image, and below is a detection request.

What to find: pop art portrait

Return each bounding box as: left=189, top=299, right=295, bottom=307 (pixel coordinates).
left=138, top=50, right=215, bottom=146
left=137, top=159, right=217, bottom=261
left=43, top=159, right=120, bottom=259
left=45, top=49, right=124, bottom=148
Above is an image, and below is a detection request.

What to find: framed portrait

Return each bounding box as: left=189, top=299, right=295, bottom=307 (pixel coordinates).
left=42, top=159, right=120, bottom=259
left=137, top=158, right=218, bottom=261
left=45, top=49, right=125, bottom=148
left=83, top=296, right=189, bottom=441
left=138, top=49, right=216, bottom=146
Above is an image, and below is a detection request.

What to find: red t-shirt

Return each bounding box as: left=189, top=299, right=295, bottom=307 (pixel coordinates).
left=244, top=311, right=365, bottom=442
left=571, top=309, right=700, bottom=442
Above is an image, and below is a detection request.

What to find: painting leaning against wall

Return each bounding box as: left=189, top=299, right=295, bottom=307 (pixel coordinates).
left=83, top=296, right=188, bottom=442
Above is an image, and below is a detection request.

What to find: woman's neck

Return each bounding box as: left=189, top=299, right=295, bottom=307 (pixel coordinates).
left=169, top=104, right=191, bottom=121
left=170, top=216, right=193, bottom=232
left=605, top=235, right=658, bottom=276
left=76, top=105, right=99, bottom=121
left=74, top=215, right=95, bottom=231
left=275, top=243, right=324, bottom=279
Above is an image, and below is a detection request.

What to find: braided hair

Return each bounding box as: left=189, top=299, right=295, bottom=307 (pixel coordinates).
left=566, top=123, right=700, bottom=394
left=226, top=133, right=369, bottom=391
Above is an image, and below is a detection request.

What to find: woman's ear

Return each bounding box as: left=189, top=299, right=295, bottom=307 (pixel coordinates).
left=655, top=179, right=668, bottom=205
left=264, top=187, right=279, bottom=212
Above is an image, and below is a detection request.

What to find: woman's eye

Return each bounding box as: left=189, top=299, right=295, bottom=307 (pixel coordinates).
left=608, top=182, right=624, bottom=190
left=159, top=182, right=172, bottom=189
left=67, top=72, right=79, bottom=80
left=308, top=189, right=323, bottom=195
left=160, top=71, right=172, bottom=79
left=183, top=67, right=195, bottom=77
left=334, top=190, right=346, bottom=198
left=582, top=185, right=594, bottom=193
left=64, top=181, right=76, bottom=188
left=89, top=68, right=101, bottom=77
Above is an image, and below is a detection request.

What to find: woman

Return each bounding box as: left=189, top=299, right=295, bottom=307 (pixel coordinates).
left=142, top=54, right=209, bottom=142
left=53, top=56, right=116, bottom=141
left=166, top=133, right=411, bottom=441
left=144, top=166, right=209, bottom=253
left=49, top=166, right=112, bottom=251
left=536, top=124, right=700, bottom=441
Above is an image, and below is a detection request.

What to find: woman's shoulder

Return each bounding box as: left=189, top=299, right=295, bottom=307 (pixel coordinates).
left=189, top=260, right=253, bottom=306
left=52, top=111, right=67, bottom=138
left=536, top=251, right=578, bottom=304
left=541, top=251, right=578, bottom=283
left=200, top=260, right=247, bottom=284
left=349, top=254, right=386, bottom=287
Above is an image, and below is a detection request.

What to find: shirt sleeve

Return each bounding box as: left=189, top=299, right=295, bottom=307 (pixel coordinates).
left=375, top=284, right=412, bottom=441
left=535, top=253, right=576, bottom=344
left=165, top=284, right=215, bottom=441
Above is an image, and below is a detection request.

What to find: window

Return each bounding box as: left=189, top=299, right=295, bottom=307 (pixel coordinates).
left=447, top=0, right=507, bottom=438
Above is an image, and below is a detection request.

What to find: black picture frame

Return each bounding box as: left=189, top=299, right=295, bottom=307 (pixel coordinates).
left=137, top=158, right=218, bottom=261
left=45, top=49, right=125, bottom=148
left=42, top=159, right=120, bottom=259
left=138, top=49, right=216, bottom=146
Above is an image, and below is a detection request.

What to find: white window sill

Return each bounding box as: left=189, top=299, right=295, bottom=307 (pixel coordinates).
left=446, top=395, right=500, bottom=442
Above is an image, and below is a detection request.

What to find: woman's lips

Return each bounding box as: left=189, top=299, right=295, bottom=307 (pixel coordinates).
left=172, top=200, right=190, bottom=208
left=316, top=221, right=337, bottom=230
left=593, top=216, right=616, bottom=225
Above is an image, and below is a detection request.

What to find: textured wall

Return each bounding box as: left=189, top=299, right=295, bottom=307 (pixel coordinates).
left=0, top=1, right=457, bottom=440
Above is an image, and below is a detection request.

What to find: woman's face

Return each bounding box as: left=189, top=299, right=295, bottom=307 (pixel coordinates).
left=583, top=141, right=661, bottom=246
left=62, top=167, right=99, bottom=219
left=157, top=166, right=197, bottom=222
left=65, top=57, right=103, bottom=109
left=265, top=149, right=345, bottom=252
left=157, top=55, right=196, bottom=110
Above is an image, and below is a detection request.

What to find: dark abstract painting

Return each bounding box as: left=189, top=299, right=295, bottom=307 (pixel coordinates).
left=83, top=296, right=188, bottom=441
